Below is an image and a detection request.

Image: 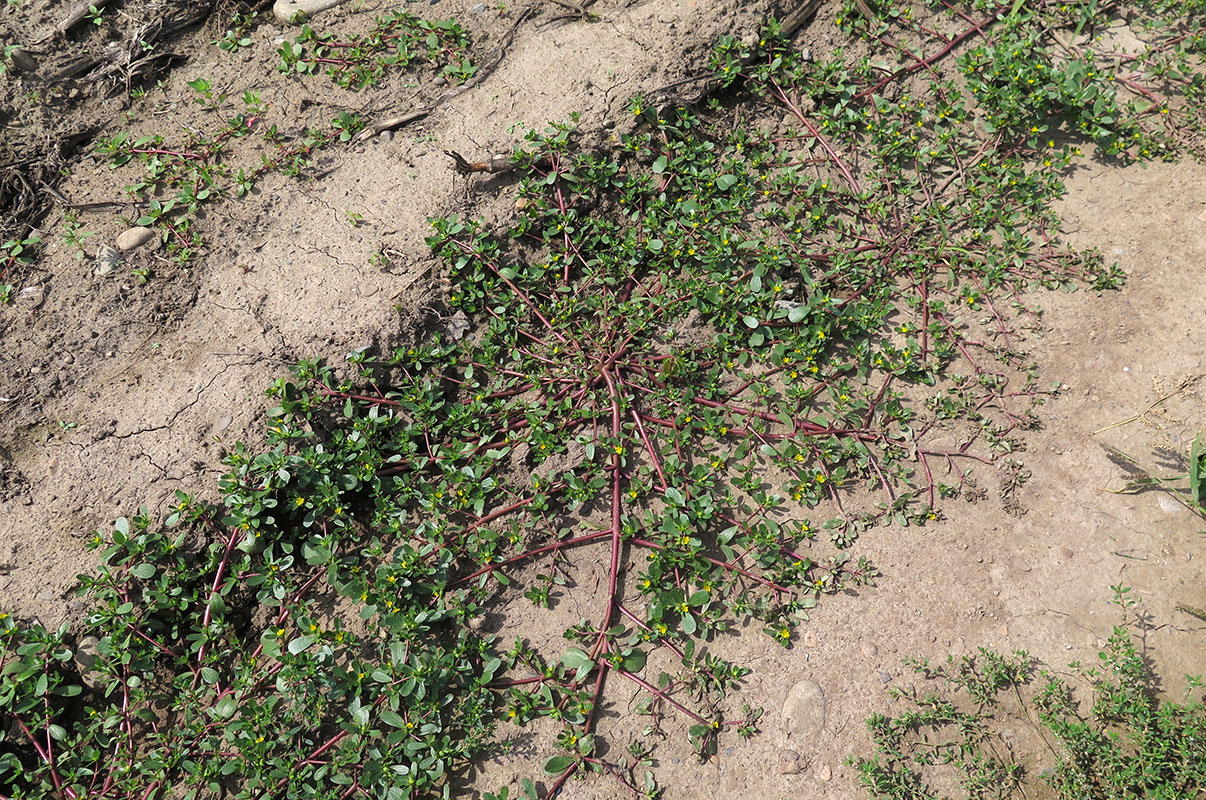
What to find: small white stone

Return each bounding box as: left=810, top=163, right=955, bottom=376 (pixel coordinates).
left=1156, top=494, right=1184, bottom=515
left=15, top=284, right=45, bottom=309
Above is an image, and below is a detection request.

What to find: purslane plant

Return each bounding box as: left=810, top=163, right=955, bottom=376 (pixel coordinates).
left=4, top=3, right=1203, bottom=799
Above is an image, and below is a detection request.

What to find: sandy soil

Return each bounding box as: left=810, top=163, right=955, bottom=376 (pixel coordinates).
left=1, top=1, right=1202, bottom=798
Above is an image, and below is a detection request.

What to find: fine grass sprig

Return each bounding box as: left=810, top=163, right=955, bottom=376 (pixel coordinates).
left=852, top=588, right=1205, bottom=800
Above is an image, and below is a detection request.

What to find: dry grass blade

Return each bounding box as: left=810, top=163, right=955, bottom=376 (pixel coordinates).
left=0, top=136, right=70, bottom=243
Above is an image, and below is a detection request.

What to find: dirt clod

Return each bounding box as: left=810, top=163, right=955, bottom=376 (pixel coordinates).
left=776, top=749, right=803, bottom=775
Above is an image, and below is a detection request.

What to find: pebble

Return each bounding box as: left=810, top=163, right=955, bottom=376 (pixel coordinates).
left=274, top=0, right=350, bottom=23
left=213, top=415, right=233, bottom=432
left=801, top=629, right=818, bottom=647
left=1156, top=494, right=1184, bottom=515
left=471, top=2, right=487, bottom=11
left=815, top=763, right=832, bottom=781
left=15, top=284, right=45, bottom=309
left=860, top=642, right=877, bottom=657
left=74, top=635, right=107, bottom=689
left=1056, top=545, right=1074, bottom=559
left=95, top=245, right=121, bottom=276
left=433, top=76, right=448, bottom=87
left=115, top=226, right=155, bottom=252
left=776, top=749, right=802, bottom=775
left=782, top=679, right=825, bottom=738
left=36, top=591, right=56, bottom=601
left=877, top=670, right=892, bottom=684
left=445, top=310, right=471, bottom=341
left=379, top=130, right=394, bottom=142
left=8, top=47, right=38, bottom=73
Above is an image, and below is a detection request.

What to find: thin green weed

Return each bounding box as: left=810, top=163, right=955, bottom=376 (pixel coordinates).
left=851, top=587, right=1205, bottom=800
